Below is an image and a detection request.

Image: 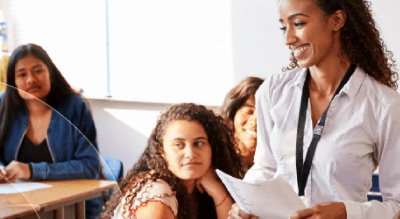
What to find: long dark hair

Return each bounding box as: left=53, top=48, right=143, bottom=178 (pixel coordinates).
left=284, top=0, right=398, bottom=89
left=101, top=103, right=244, bottom=219
left=0, top=43, right=77, bottom=143
left=220, top=77, right=264, bottom=131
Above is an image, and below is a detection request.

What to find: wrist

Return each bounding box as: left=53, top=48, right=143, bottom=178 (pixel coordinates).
left=28, top=163, right=33, bottom=179
left=214, top=192, right=229, bottom=207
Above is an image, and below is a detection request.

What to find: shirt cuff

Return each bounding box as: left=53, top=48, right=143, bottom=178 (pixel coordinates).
left=343, top=200, right=362, bottom=219
left=28, top=163, right=33, bottom=179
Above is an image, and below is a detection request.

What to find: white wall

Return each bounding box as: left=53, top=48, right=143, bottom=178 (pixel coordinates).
left=91, top=98, right=218, bottom=175
left=1, top=0, right=397, bottom=175
left=90, top=99, right=171, bottom=175
left=92, top=0, right=400, bottom=176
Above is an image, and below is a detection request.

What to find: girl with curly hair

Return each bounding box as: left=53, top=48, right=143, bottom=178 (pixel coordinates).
left=230, top=0, right=400, bottom=218
left=220, top=77, right=264, bottom=172
left=102, top=103, right=243, bottom=219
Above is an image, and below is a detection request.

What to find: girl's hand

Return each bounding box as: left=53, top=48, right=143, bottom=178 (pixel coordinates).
left=228, top=203, right=259, bottom=219
left=196, top=167, right=230, bottom=206
left=4, top=161, right=31, bottom=182
left=197, top=167, right=235, bottom=219
left=196, top=167, right=220, bottom=193
left=0, top=165, right=8, bottom=183
left=289, top=202, right=346, bottom=219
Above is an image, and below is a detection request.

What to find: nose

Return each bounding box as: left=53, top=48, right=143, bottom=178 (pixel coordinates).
left=184, top=145, right=197, bottom=159
left=248, top=114, right=257, bottom=127
left=284, top=27, right=297, bottom=47
left=26, top=72, right=37, bottom=85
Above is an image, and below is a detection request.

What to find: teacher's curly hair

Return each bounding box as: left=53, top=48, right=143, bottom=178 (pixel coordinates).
left=283, top=0, right=398, bottom=90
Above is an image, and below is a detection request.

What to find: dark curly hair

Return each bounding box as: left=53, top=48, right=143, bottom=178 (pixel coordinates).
left=283, top=0, right=398, bottom=89
left=220, top=77, right=264, bottom=132
left=101, top=103, right=243, bottom=219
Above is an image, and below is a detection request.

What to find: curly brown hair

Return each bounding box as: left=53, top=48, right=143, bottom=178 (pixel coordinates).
left=283, top=0, right=398, bottom=89
left=101, top=103, right=243, bottom=219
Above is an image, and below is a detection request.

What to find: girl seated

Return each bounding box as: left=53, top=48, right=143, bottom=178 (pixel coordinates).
left=220, top=77, right=264, bottom=172
left=0, top=43, right=101, bottom=218
left=102, top=103, right=243, bottom=219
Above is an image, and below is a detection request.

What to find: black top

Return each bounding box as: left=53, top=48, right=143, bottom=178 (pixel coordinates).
left=17, top=136, right=53, bottom=163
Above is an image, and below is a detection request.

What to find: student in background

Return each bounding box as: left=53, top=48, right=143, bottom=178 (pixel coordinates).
left=0, top=43, right=102, bottom=219
left=220, top=77, right=264, bottom=172
left=229, top=0, right=400, bottom=218
left=101, top=103, right=243, bottom=219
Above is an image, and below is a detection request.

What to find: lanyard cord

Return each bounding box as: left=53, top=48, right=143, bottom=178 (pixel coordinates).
left=296, top=64, right=356, bottom=196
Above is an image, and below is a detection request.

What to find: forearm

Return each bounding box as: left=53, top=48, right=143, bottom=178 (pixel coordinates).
left=344, top=200, right=400, bottom=219
left=215, top=193, right=234, bottom=219
left=30, top=157, right=99, bottom=180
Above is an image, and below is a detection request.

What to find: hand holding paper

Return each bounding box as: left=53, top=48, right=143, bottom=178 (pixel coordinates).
left=216, top=169, right=306, bottom=219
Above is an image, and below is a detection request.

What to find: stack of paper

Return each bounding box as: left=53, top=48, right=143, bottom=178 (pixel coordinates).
left=216, top=170, right=306, bottom=219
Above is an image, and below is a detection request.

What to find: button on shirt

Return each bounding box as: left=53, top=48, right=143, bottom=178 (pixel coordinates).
left=244, top=66, right=400, bottom=219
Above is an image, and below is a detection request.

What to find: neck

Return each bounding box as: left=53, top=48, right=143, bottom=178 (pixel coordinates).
left=238, top=142, right=255, bottom=167
left=308, top=60, right=351, bottom=98
left=184, top=180, right=196, bottom=194
left=25, top=99, right=51, bottom=115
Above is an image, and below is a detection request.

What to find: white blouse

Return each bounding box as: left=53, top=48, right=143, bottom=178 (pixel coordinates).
left=114, top=179, right=178, bottom=219
left=245, top=66, right=400, bottom=219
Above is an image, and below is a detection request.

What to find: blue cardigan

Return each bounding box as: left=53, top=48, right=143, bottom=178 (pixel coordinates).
left=0, top=93, right=102, bottom=218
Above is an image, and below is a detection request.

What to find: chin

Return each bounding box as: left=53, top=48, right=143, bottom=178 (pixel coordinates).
left=296, top=59, right=316, bottom=69
left=243, top=139, right=257, bottom=148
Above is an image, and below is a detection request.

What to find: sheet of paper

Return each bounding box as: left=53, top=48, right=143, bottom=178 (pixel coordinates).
left=216, top=169, right=306, bottom=219
left=0, top=181, right=52, bottom=194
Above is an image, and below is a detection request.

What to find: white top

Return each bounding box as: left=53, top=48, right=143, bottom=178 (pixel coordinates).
left=114, top=179, right=178, bottom=219
left=244, top=66, right=400, bottom=219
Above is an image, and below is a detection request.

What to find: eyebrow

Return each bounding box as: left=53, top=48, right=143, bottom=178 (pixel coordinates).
left=172, top=136, right=208, bottom=141
left=279, top=13, right=309, bottom=22
left=16, top=64, right=43, bottom=72
left=242, top=104, right=255, bottom=108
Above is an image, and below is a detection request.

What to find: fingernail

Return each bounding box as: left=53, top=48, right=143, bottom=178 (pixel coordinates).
left=289, top=213, right=298, bottom=219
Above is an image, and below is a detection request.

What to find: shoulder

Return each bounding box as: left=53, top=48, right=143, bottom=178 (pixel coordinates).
left=59, top=94, right=89, bottom=109
left=257, top=67, right=305, bottom=102
left=118, top=179, right=178, bottom=218
left=54, top=94, right=92, bottom=117
left=136, top=179, right=175, bottom=199
left=361, top=71, right=400, bottom=109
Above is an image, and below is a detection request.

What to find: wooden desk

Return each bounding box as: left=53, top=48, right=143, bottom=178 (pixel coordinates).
left=0, top=179, right=117, bottom=219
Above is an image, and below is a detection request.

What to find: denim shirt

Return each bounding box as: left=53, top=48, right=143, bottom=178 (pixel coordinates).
left=0, top=93, right=102, bottom=218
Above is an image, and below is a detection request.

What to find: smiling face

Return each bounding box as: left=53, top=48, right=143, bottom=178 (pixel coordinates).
left=162, top=120, right=212, bottom=185
left=14, top=55, right=51, bottom=102
left=233, top=96, right=257, bottom=158
left=279, top=0, right=338, bottom=68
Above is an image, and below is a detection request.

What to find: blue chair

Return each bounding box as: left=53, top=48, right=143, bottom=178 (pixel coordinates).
left=101, top=155, right=124, bottom=181
left=368, top=173, right=382, bottom=202
left=101, top=155, right=123, bottom=202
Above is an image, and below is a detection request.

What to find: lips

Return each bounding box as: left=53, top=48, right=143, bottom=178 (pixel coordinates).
left=182, top=161, right=202, bottom=166
left=245, top=129, right=257, bottom=137
left=292, top=45, right=309, bottom=58
left=27, top=86, right=41, bottom=92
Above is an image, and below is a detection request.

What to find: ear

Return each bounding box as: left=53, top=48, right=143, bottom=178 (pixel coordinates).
left=331, top=9, right=346, bottom=32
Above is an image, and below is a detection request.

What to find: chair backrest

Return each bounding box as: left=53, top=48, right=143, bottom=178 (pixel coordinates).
left=101, top=155, right=124, bottom=181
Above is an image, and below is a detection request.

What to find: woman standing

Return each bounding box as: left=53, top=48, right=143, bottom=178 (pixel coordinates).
left=229, top=0, right=400, bottom=218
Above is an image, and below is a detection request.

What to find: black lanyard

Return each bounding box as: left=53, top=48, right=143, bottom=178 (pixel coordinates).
left=296, top=64, right=356, bottom=196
